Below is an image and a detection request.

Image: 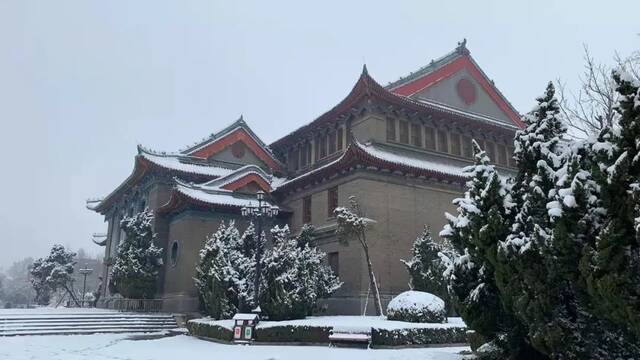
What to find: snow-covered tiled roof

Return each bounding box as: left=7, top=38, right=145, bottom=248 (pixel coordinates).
left=138, top=147, right=234, bottom=178
left=414, top=98, right=518, bottom=130
left=200, top=164, right=285, bottom=190
left=174, top=180, right=280, bottom=209
left=359, top=142, right=466, bottom=178
left=275, top=140, right=468, bottom=190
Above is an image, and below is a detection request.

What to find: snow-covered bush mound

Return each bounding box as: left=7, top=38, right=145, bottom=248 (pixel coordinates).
left=386, top=290, right=446, bottom=323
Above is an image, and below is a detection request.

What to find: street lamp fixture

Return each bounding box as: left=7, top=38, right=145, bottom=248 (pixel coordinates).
left=240, top=190, right=278, bottom=312
left=78, top=264, right=93, bottom=308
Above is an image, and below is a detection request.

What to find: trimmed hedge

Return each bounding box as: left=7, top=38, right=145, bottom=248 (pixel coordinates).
left=255, top=325, right=331, bottom=343
left=371, top=327, right=468, bottom=347
left=187, top=321, right=233, bottom=342
left=188, top=319, right=468, bottom=347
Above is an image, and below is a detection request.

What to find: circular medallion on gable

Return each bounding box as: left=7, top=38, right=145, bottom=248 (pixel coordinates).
left=231, top=141, right=245, bottom=158
left=456, top=78, right=477, bottom=105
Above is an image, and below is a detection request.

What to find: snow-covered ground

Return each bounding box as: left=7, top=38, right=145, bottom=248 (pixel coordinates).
left=192, top=316, right=466, bottom=332
left=0, top=333, right=471, bottom=360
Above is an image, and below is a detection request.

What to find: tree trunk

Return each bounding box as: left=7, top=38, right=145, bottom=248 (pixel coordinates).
left=360, top=234, right=384, bottom=316
left=64, top=284, right=81, bottom=307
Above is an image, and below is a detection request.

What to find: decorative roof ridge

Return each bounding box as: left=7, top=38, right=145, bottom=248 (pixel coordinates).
left=173, top=177, right=272, bottom=202
left=200, top=164, right=273, bottom=188
left=385, top=39, right=468, bottom=90
left=270, top=67, right=375, bottom=148
left=180, top=115, right=276, bottom=158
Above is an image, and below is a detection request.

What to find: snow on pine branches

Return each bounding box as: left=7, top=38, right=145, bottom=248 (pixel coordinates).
left=194, top=222, right=340, bottom=320
left=440, top=140, right=518, bottom=355
left=30, top=245, right=78, bottom=306
left=109, top=209, right=163, bottom=299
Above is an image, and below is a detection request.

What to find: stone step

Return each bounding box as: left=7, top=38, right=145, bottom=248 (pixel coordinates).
left=0, top=313, right=174, bottom=320
left=0, top=311, right=179, bottom=337
left=0, top=328, right=176, bottom=337
left=1, top=324, right=177, bottom=333
left=1, top=321, right=177, bottom=329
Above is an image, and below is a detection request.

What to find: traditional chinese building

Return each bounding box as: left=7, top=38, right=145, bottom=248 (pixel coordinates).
left=89, top=41, right=523, bottom=314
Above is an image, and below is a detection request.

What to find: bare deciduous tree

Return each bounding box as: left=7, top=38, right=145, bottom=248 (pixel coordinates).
left=334, top=196, right=384, bottom=316
left=557, top=45, right=639, bottom=138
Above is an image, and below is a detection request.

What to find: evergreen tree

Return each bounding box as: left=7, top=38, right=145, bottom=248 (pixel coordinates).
left=260, top=225, right=307, bottom=320
left=401, top=226, right=452, bottom=310
left=109, top=209, right=162, bottom=299
left=30, top=245, right=78, bottom=306
left=585, top=70, right=640, bottom=344
left=441, top=140, right=522, bottom=357
left=497, top=83, right=567, bottom=358
left=194, top=221, right=244, bottom=319
left=294, top=225, right=342, bottom=314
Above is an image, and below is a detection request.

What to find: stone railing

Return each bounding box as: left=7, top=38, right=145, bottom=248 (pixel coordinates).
left=101, top=298, right=163, bottom=313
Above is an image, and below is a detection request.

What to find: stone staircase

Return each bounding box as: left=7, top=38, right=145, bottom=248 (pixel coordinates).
left=0, top=311, right=179, bottom=336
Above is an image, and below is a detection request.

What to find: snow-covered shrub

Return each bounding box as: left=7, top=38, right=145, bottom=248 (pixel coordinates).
left=186, top=320, right=234, bottom=342
left=260, top=225, right=341, bottom=320
left=371, top=326, right=467, bottom=347
left=386, top=290, right=446, bottom=323
left=109, top=209, right=162, bottom=299
left=194, top=221, right=253, bottom=319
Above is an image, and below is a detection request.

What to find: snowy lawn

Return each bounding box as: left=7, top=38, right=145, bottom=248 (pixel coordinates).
left=192, top=315, right=466, bottom=332
left=0, top=333, right=471, bottom=360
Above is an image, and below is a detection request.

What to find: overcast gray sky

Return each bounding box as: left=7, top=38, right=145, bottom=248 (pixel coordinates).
left=0, top=0, right=638, bottom=268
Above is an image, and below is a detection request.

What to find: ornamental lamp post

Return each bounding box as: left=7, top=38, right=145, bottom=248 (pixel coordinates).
left=240, top=190, right=278, bottom=312
left=78, top=264, right=93, bottom=308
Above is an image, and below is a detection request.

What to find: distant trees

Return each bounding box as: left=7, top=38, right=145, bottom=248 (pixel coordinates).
left=109, top=209, right=163, bottom=299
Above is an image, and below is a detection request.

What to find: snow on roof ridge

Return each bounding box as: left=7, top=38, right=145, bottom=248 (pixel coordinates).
left=180, top=116, right=278, bottom=159
left=414, top=98, right=519, bottom=130
left=174, top=178, right=280, bottom=209
left=386, top=40, right=468, bottom=90
left=139, top=149, right=234, bottom=178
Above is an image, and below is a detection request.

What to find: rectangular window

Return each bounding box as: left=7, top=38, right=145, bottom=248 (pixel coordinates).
left=302, top=196, right=312, bottom=224
left=288, top=148, right=295, bottom=171
left=328, top=252, right=339, bottom=275
left=327, top=186, right=338, bottom=218
left=450, top=133, right=462, bottom=156
left=485, top=141, right=495, bottom=162
left=328, top=131, right=337, bottom=154
left=291, top=148, right=299, bottom=170
left=337, top=128, right=344, bottom=150
left=462, top=136, right=472, bottom=158
left=437, top=130, right=448, bottom=153
left=314, top=135, right=321, bottom=161
left=386, top=118, right=396, bottom=142
left=319, top=135, right=327, bottom=159
left=507, top=146, right=516, bottom=167
left=411, top=123, right=422, bottom=147
left=497, top=144, right=507, bottom=165
left=300, top=144, right=308, bottom=168
left=306, top=143, right=312, bottom=165
left=399, top=120, right=409, bottom=144
left=425, top=127, right=436, bottom=150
